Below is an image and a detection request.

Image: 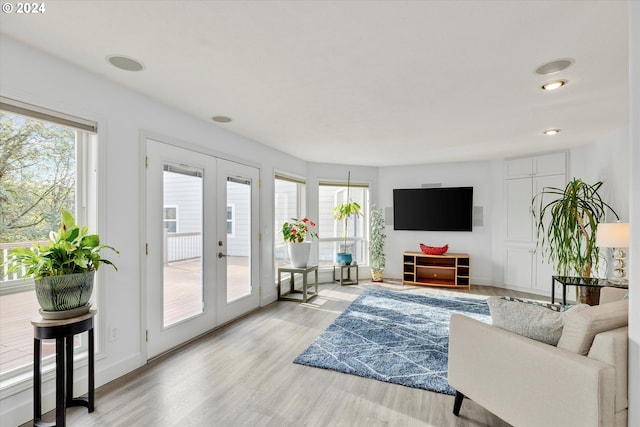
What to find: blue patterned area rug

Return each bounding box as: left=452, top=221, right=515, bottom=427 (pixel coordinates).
left=293, top=288, right=490, bottom=395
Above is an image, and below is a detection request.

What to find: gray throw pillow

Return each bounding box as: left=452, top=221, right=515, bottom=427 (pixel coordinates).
left=487, top=297, right=588, bottom=346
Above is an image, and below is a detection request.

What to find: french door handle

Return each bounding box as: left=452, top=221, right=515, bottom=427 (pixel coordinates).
left=218, top=252, right=227, bottom=259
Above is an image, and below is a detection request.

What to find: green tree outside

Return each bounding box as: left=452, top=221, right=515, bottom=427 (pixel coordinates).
left=0, top=112, right=76, bottom=243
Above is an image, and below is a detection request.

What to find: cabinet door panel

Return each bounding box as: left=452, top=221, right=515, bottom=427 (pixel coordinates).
left=504, top=246, right=534, bottom=288
left=532, top=174, right=567, bottom=232
left=534, top=253, right=556, bottom=293
left=505, top=178, right=532, bottom=242
left=531, top=174, right=566, bottom=293
left=504, top=157, right=533, bottom=179
left=533, top=152, right=566, bottom=176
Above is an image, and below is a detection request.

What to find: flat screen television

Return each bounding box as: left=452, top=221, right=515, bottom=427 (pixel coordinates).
left=393, top=187, right=473, bottom=231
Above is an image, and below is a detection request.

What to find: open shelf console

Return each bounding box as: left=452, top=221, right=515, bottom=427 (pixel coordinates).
left=402, top=251, right=470, bottom=288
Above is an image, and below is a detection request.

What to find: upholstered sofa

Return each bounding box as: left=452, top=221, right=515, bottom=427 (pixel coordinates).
left=449, top=286, right=629, bottom=427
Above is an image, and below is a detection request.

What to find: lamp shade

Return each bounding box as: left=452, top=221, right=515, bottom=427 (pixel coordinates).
left=596, top=223, right=630, bottom=248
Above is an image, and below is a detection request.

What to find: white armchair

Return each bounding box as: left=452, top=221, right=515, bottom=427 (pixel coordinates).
left=448, top=287, right=628, bottom=427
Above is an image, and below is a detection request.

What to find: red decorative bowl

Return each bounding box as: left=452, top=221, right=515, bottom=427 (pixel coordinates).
left=419, top=243, right=449, bottom=255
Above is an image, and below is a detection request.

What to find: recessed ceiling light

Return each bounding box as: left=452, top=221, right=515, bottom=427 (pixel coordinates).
left=535, top=59, right=574, bottom=75
left=543, top=129, right=561, bottom=135
left=541, top=80, right=567, bottom=91
left=107, top=55, right=144, bottom=72
left=212, top=116, right=232, bottom=123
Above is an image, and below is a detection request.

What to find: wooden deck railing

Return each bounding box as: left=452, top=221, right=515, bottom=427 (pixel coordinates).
left=164, top=231, right=202, bottom=263
left=0, top=232, right=202, bottom=282
left=0, top=241, right=47, bottom=283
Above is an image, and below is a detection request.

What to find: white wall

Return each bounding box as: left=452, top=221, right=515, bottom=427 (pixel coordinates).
left=570, top=126, right=630, bottom=221
left=570, top=127, right=630, bottom=279
left=627, top=1, right=639, bottom=424
left=378, top=161, right=494, bottom=284
left=0, top=36, right=307, bottom=425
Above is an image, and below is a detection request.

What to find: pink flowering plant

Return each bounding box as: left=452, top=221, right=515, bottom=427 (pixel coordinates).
left=282, top=217, right=318, bottom=243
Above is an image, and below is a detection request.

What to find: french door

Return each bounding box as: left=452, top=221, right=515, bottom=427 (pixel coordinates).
left=215, top=159, right=260, bottom=324
left=145, top=139, right=260, bottom=358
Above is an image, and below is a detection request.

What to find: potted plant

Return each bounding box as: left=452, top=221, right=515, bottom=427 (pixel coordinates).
left=6, top=210, right=118, bottom=318
left=333, top=171, right=362, bottom=265
left=282, top=217, right=318, bottom=268
left=369, top=207, right=386, bottom=282
left=532, top=178, right=618, bottom=304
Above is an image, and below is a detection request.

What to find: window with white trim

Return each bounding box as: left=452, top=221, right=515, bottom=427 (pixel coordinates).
left=227, top=204, right=235, bottom=237
left=318, top=182, right=369, bottom=267
left=0, top=98, right=99, bottom=386
left=274, top=174, right=306, bottom=275
left=164, top=206, right=178, bottom=232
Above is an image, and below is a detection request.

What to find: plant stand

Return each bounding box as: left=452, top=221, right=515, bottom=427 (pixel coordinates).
left=333, top=264, right=359, bottom=286
left=32, top=310, right=96, bottom=427
left=277, top=265, right=318, bottom=303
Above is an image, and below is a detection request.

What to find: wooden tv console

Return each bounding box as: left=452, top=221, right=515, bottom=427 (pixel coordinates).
left=402, top=252, right=470, bottom=288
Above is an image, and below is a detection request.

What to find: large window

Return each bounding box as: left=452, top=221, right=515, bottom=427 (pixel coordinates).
left=274, top=174, right=306, bottom=275
left=318, top=182, right=369, bottom=267
left=0, top=99, right=98, bottom=383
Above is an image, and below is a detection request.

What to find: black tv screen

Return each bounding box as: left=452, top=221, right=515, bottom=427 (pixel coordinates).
left=393, top=187, right=473, bottom=231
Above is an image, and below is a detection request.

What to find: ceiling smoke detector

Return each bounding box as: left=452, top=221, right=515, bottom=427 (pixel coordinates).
left=107, top=55, right=144, bottom=72
left=535, top=59, right=574, bottom=75
left=543, top=129, right=561, bottom=135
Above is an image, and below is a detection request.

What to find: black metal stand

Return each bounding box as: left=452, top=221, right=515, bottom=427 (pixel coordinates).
left=32, top=310, right=96, bottom=427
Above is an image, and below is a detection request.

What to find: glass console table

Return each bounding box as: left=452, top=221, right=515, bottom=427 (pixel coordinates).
left=551, top=276, right=627, bottom=305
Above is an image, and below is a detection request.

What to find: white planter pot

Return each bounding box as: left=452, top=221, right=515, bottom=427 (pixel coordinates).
left=288, top=242, right=312, bottom=268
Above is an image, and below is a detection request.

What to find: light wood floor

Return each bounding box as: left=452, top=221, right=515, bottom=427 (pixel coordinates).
left=27, top=281, right=546, bottom=427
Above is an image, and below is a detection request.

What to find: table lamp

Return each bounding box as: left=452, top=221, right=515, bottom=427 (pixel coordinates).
left=596, top=222, right=630, bottom=286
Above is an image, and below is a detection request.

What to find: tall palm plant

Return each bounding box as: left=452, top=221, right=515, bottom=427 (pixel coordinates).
left=532, top=179, right=618, bottom=303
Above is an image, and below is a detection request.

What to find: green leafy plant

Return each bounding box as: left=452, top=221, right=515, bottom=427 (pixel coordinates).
left=532, top=178, right=618, bottom=278
left=369, top=207, right=386, bottom=272
left=282, top=217, right=318, bottom=243
left=333, top=201, right=362, bottom=221
left=6, top=210, right=119, bottom=279
left=333, top=171, right=362, bottom=254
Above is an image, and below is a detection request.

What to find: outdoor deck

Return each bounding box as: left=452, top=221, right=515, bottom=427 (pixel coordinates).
left=0, top=257, right=250, bottom=374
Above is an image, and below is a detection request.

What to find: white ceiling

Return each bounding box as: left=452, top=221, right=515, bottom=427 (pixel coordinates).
left=0, top=1, right=629, bottom=166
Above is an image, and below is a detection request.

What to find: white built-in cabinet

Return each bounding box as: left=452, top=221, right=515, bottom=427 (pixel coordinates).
left=503, top=152, right=568, bottom=294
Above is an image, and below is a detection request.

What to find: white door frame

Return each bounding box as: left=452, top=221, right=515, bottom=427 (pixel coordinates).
left=142, top=137, right=261, bottom=359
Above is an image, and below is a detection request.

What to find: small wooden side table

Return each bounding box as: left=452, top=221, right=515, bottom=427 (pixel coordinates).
left=334, top=264, right=359, bottom=286
left=32, top=310, right=96, bottom=427
left=278, top=265, right=318, bottom=302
